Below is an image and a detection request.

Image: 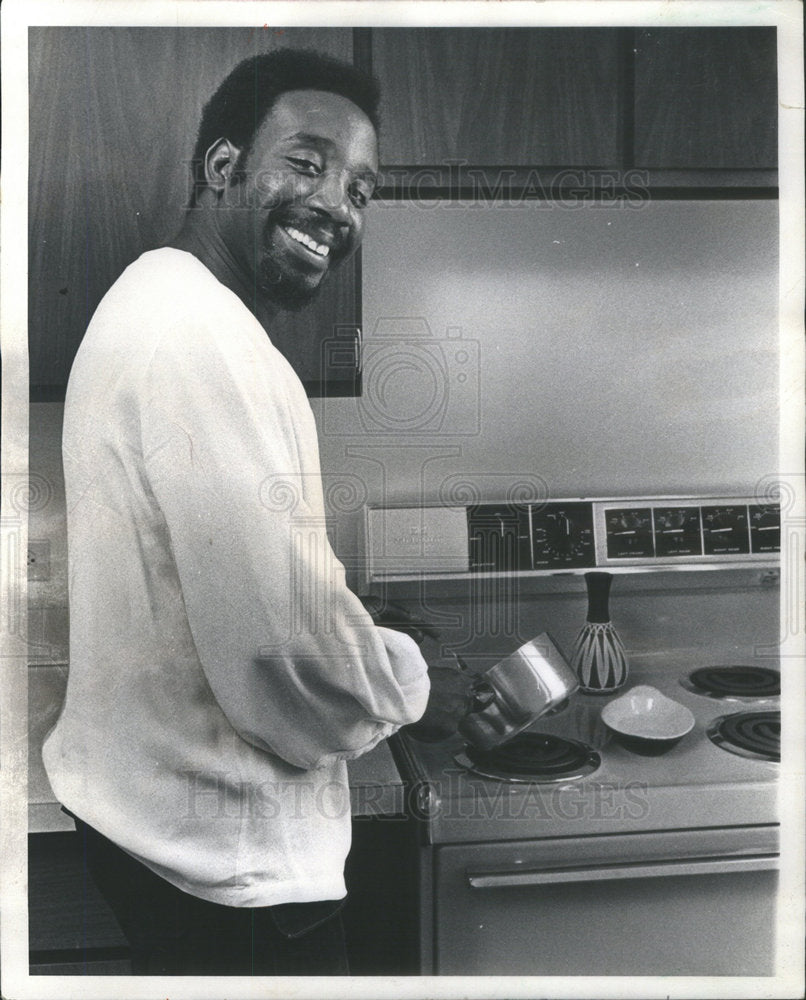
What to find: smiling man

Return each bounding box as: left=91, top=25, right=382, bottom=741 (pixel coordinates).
left=179, top=67, right=379, bottom=315
left=43, top=49, right=431, bottom=977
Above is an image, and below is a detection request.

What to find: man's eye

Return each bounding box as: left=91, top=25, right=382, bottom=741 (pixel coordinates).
left=287, top=157, right=321, bottom=175
left=349, top=184, right=370, bottom=209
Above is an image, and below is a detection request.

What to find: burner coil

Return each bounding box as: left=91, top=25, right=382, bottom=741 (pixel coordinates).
left=688, top=666, right=780, bottom=698
left=709, top=710, right=780, bottom=762
left=460, top=733, right=601, bottom=783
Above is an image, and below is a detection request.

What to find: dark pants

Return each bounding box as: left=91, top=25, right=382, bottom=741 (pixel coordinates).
left=71, top=815, right=349, bottom=976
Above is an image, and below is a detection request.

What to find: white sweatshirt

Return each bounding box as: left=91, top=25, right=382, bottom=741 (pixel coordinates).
left=43, top=248, right=430, bottom=907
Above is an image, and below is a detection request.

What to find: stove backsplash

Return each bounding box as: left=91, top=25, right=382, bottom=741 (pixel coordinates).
left=385, top=571, right=781, bottom=678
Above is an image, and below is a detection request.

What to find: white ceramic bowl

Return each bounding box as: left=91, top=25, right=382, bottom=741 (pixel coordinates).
left=601, top=685, right=695, bottom=743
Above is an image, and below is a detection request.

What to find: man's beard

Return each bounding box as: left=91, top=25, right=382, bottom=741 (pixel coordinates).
left=257, top=258, right=322, bottom=312
left=259, top=257, right=325, bottom=312
left=257, top=211, right=348, bottom=312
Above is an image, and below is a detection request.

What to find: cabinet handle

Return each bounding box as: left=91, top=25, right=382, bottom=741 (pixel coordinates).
left=354, top=326, right=362, bottom=375
left=466, top=853, right=778, bottom=889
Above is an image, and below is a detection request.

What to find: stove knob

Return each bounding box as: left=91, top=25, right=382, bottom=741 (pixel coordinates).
left=413, top=782, right=438, bottom=819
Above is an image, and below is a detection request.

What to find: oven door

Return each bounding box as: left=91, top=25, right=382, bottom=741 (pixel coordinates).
left=431, top=827, right=779, bottom=976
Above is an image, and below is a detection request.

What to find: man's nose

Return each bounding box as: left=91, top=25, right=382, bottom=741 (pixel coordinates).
left=306, top=172, right=353, bottom=225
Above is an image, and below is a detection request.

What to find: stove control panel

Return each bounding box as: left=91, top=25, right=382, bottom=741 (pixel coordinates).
left=600, top=499, right=780, bottom=565
left=605, top=507, right=654, bottom=559
left=362, top=498, right=781, bottom=582
left=530, top=502, right=595, bottom=569
left=701, top=505, right=751, bottom=555
left=467, top=504, right=531, bottom=572
left=467, top=502, right=598, bottom=571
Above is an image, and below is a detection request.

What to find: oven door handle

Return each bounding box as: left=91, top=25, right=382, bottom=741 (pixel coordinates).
left=466, top=853, right=779, bottom=889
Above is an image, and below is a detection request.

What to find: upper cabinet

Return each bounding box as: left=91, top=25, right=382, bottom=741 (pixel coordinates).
left=371, top=28, right=622, bottom=167
left=28, top=27, right=359, bottom=397
left=267, top=262, right=361, bottom=397
left=369, top=26, right=777, bottom=187
left=634, top=27, right=778, bottom=170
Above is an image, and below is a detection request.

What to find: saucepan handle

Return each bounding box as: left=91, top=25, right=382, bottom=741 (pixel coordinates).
left=468, top=681, right=497, bottom=712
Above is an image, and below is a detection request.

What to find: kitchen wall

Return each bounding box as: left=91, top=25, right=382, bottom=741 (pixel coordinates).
left=310, top=196, right=779, bottom=581
left=400, top=573, right=782, bottom=681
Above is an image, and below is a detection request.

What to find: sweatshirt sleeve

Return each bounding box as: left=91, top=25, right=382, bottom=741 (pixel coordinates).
left=140, top=308, right=429, bottom=770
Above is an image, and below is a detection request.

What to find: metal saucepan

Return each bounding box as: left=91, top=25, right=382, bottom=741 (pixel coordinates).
left=458, top=632, right=579, bottom=750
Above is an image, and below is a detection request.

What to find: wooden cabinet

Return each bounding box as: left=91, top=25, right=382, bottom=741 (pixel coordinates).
left=28, top=27, right=358, bottom=397
left=634, top=27, right=778, bottom=170
left=29, top=832, right=132, bottom=974
left=267, top=260, right=361, bottom=397
left=371, top=28, right=622, bottom=168
left=370, top=27, right=777, bottom=189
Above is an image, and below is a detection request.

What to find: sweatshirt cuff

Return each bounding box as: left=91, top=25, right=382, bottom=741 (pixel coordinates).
left=311, top=722, right=398, bottom=768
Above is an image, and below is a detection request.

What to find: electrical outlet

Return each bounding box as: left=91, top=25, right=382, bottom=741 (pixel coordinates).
left=27, top=540, right=51, bottom=581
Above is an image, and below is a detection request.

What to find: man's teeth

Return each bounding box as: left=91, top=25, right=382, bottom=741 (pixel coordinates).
left=284, top=227, right=330, bottom=258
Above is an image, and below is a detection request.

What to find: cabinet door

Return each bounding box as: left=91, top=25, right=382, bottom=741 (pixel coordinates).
left=433, top=839, right=777, bottom=976
left=371, top=28, right=622, bottom=168
left=28, top=27, right=357, bottom=395
left=634, top=27, right=778, bottom=169
left=269, top=257, right=361, bottom=397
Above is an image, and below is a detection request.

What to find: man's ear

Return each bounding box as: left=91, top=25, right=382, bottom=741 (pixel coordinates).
left=203, top=138, right=243, bottom=193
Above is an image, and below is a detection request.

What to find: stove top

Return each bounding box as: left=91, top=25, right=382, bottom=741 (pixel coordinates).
left=394, top=652, right=780, bottom=844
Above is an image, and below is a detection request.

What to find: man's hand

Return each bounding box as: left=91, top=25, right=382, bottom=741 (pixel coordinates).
left=404, top=646, right=477, bottom=743
left=364, top=609, right=478, bottom=743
